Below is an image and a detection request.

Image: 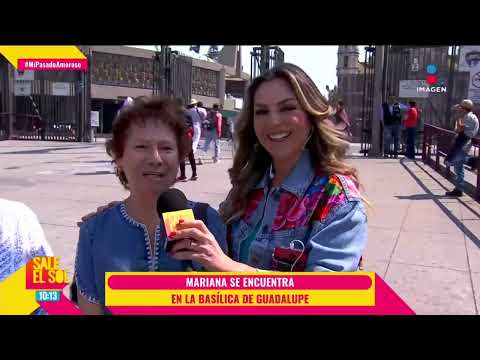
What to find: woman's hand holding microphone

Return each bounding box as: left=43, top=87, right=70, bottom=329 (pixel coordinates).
left=168, top=219, right=253, bottom=272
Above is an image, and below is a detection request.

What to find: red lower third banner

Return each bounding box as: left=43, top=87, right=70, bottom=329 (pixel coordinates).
left=0, top=256, right=414, bottom=315
left=105, top=272, right=415, bottom=315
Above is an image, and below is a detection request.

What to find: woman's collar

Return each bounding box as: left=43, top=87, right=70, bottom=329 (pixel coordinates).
left=253, top=150, right=315, bottom=198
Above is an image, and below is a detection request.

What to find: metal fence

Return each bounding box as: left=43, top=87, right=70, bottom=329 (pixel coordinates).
left=385, top=46, right=472, bottom=130
left=250, top=46, right=284, bottom=80
left=386, top=46, right=448, bottom=129
left=0, top=112, right=77, bottom=141
left=360, top=46, right=375, bottom=155
left=0, top=114, right=10, bottom=140
left=170, top=54, right=193, bottom=103
left=153, top=49, right=192, bottom=105
left=13, top=70, right=84, bottom=141
left=0, top=56, right=8, bottom=139
left=0, top=51, right=90, bottom=142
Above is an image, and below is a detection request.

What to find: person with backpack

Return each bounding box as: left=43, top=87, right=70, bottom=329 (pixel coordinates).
left=201, top=104, right=223, bottom=163
left=73, top=97, right=227, bottom=314
left=196, top=101, right=208, bottom=120
left=382, top=97, right=407, bottom=158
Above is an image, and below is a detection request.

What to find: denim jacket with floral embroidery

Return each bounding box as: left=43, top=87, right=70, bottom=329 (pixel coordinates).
left=229, top=150, right=368, bottom=272
left=75, top=201, right=227, bottom=306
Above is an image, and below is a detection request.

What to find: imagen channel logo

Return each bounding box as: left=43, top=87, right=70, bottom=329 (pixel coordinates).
left=417, top=64, right=447, bottom=94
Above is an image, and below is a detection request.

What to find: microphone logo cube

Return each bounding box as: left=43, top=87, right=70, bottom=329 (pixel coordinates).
left=162, top=209, right=195, bottom=237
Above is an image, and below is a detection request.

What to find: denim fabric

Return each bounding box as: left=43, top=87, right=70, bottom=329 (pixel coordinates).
left=384, top=124, right=401, bottom=155
left=405, top=127, right=416, bottom=158
left=192, top=124, right=202, bottom=155
left=202, top=130, right=220, bottom=160
left=228, top=150, right=368, bottom=272
left=452, top=151, right=468, bottom=191
left=75, top=201, right=227, bottom=307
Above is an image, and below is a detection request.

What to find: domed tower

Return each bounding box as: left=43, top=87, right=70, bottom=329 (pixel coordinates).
left=337, top=45, right=360, bottom=76
left=336, top=46, right=362, bottom=142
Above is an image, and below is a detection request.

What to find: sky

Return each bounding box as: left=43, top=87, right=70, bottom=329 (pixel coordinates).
left=239, top=46, right=339, bottom=96
left=129, top=45, right=351, bottom=98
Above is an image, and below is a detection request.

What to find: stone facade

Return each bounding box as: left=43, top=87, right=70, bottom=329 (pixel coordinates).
left=191, top=66, right=219, bottom=98
left=91, top=51, right=154, bottom=89
left=0, top=46, right=250, bottom=140
left=336, top=46, right=367, bottom=142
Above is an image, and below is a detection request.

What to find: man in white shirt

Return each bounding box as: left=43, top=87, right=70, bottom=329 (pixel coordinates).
left=0, top=198, right=53, bottom=283
left=195, top=101, right=208, bottom=165
left=187, top=99, right=204, bottom=159
left=196, top=101, right=207, bottom=123
left=445, top=99, right=479, bottom=197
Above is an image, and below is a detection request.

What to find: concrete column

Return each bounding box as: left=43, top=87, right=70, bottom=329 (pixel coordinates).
left=370, top=46, right=384, bottom=157
left=161, top=46, right=167, bottom=96
left=445, top=46, right=456, bottom=128
left=243, top=79, right=249, bottom=101
left=235, top=46, right=241, bottom=78
left=261, top=46, right=269, bottom=74
left=218, top=67, right=226, bottom=107
left=82, top=48, right=92, bottom=142
left=7, top=63, right=15, bottom=139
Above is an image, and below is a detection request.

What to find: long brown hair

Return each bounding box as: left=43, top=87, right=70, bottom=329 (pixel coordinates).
left=219, top=63, right=362, bottom=224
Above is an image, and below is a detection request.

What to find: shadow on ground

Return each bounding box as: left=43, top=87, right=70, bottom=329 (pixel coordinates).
left=74, top=171, right=113, bottom=176
left=399, top=158, right=480, bottom=249
left=1, top=146, right=94, bottom=155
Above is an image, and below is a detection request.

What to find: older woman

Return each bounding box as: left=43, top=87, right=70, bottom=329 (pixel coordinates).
left=74, top=97, right=226, bottom=314
left=0, top=198, right=53, bottom=315
left=169, top=63, right=367, bottom=272
left=0, top=198, right=53, bottom=282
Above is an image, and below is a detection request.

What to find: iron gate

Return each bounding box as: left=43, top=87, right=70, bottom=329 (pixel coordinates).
left=385, top=46, right=452, bottom=128
left=153, top=48, right=192, bottom=104
left=360, top=46, right=376, bottom=156
left=0, top=55, right=8, bottom=140
left=250, top=46, right=285, bottom=80
left=360, top=45, right=465, bottom=156
left=385, top=46, right=460, bottom=155
left=13, top=71, right=79, bottom=141
left=0, top=55, right=89, bottom=142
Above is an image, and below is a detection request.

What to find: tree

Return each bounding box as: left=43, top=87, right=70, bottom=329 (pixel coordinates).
left=189, top=45, right=200, bottom=53
left=206, top=46, right=220, bottom=61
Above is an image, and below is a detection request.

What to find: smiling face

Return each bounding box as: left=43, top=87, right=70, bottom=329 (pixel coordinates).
left=253, top=77, right=312, bottom=164
left=116, top=119, right=179, bottom=197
